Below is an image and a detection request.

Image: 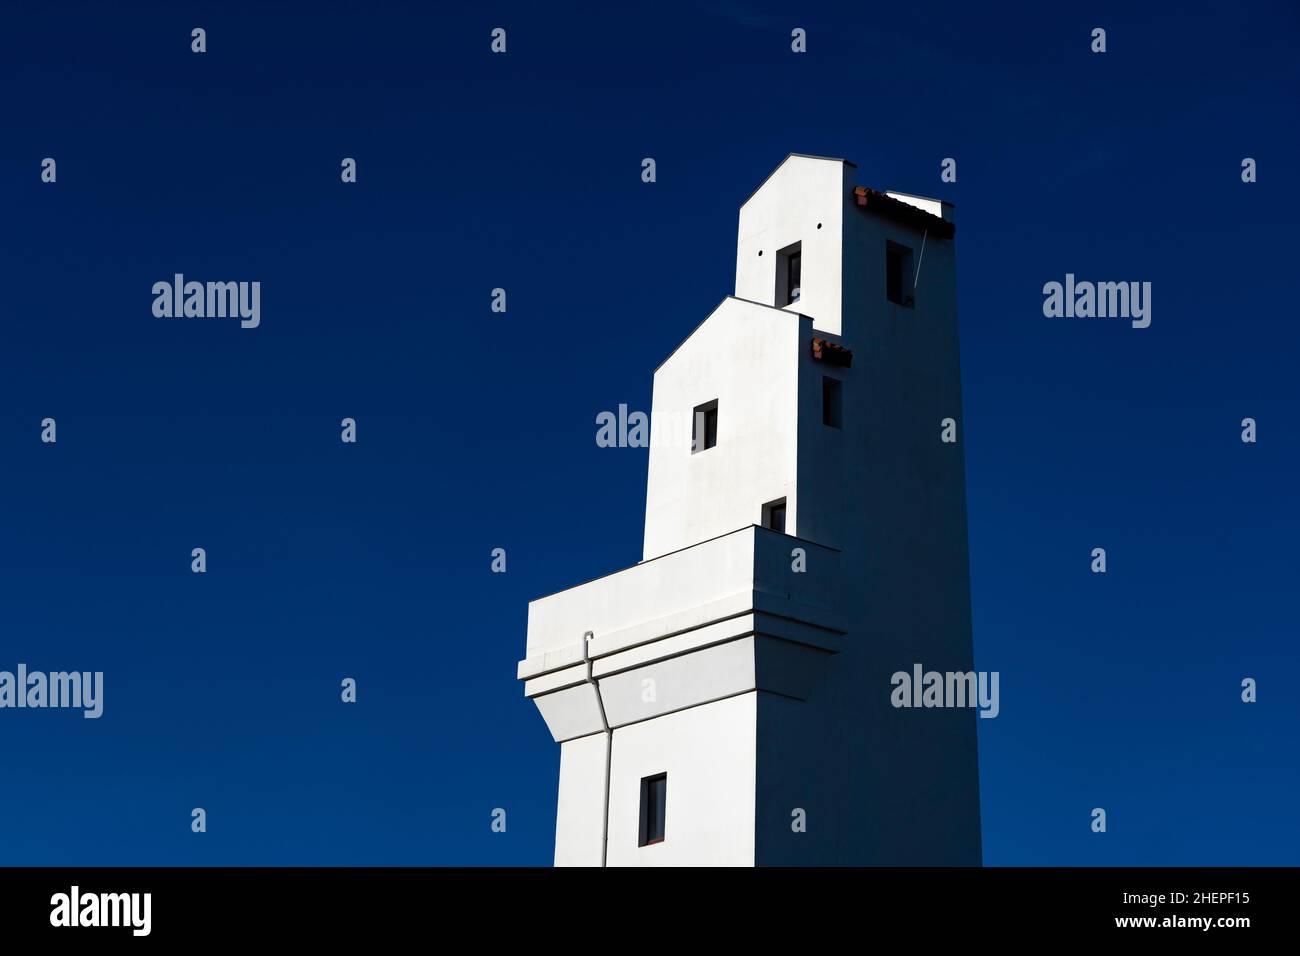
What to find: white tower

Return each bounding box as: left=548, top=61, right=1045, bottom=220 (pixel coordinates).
left=517, top=154, right=981, bottom=866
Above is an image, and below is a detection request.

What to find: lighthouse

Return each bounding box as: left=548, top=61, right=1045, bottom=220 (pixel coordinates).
left=517, top=154, right=982, bottom=866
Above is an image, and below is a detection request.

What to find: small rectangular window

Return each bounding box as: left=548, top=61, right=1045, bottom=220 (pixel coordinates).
left=692, top=400, right=718, bottom=453
left=786, top=250, right=801, bottom=304
left=639, top=773, right=667, bottom=846
left=822, top=376, right=842, bottom=428
left=886, top=241, right=914, bottom=307
left=762, top=498, right=787, bottom=534
left=776, top=242, right=802, bottom=306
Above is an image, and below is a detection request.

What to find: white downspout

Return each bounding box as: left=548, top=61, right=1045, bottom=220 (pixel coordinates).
left=582, top=630, right=612, bottom=867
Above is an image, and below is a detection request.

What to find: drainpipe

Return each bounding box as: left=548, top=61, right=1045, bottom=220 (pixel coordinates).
left=912, top=227, right=928, bottom=291
left=582, top=630, right=612, bottom=867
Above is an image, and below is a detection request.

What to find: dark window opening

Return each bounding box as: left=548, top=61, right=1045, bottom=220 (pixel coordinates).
left=639, top=773, right=667, bottom=846
left=776, top=242, right=802, bottom=306
left=822, top=376, right=842, bottom=428
left=692, top=400, right=718, bottom=453
left=886, top=241, right=914, bottom=307
left=763, top=498, right=787, bottom=534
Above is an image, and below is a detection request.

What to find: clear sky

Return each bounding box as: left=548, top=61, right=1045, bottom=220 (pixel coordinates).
left=2, top=0, right=1297, bottom=865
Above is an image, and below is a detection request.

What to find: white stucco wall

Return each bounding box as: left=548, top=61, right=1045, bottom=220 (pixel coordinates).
left=735, top=154, right=848, bottom=335
left=604, top=692, right=757, bottom=867
left=554, top=732, right=608, bottom=867
left=642, top=297, right=804, bottom=561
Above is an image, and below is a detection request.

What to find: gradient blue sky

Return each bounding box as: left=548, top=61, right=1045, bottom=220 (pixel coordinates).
left=2, top=1, right=1297, bottom=865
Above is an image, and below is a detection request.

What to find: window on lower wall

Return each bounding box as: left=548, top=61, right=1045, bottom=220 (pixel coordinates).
left=639, top=773, right=667, bottom=846
left=762, top=498, right=787, bottom=534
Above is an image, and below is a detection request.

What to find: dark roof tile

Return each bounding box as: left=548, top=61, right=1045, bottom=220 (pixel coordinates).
left=853, top=186, right=955, bottom=239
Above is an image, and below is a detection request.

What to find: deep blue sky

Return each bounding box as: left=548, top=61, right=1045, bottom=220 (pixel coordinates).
left=2, top=1, right=1296, bottom=865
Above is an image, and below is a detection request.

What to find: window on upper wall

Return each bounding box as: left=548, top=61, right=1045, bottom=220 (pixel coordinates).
left=822, top=376, right=842, bottom=428
left=886, top=241, right=914, bottom=307
left=776, top=241, right=802, bottom=306
left=762, top=498, right=787, bottom=534
left=692, top=400, right=718, bottom=453
left=639, top=773, right=667, bottom=846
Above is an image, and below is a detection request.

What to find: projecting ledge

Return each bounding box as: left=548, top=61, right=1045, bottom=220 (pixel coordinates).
left=517, top=525, right=845, bottom=685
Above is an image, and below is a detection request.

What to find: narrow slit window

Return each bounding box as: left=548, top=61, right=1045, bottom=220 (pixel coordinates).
left=886, top=241, right=914, bottom=307
left=639, top=773, right=667, bottom=846
left=822, top=376, right=842, bottom=428
left=762, top=498, right=787, bottom=534
left=776, top=242, right=802, bottom=306
left=692, top=400, right=718, bottom=453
